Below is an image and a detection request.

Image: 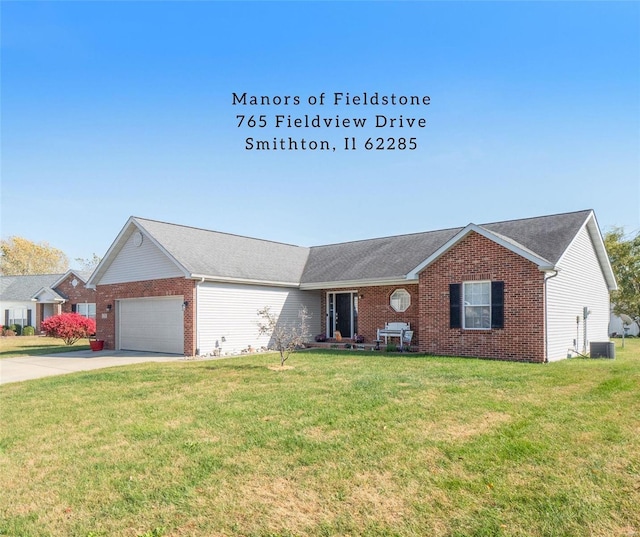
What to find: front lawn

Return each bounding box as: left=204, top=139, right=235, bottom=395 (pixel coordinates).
left=0, top=340, right=638, bottom=536
left=0, top=335, right=91, bottom=358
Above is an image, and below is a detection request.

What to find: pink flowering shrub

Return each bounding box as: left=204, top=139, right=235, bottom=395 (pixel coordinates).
left=40, top=313, right=96, bottom=345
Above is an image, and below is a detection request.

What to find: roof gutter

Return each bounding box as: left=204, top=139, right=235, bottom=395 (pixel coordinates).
left=300, top=277, right=416, bottom=291
left=189, top=274, right=302, bottom=288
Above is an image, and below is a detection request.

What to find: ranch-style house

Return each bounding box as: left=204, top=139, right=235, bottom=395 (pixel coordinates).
left=87, top=209, right=616, bottom=363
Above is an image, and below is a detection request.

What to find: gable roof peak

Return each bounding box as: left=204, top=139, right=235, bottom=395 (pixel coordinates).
left=90, top=216, right=312, bottom=287
left=405, top=223, right=556, bottom=279
left=131, top=216, right=304, bottom=249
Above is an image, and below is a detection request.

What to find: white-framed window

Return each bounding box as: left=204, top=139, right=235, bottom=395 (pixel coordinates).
left=390, top=288, right=411, bottom=313
left=75, top=303, right=96, bottom=320
left=463, top=281, right=491, bottom=329
left=8, top=308, right=28, bottom=327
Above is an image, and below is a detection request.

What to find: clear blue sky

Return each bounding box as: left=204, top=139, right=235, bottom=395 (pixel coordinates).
left=2, top=1, right=639, bottom=268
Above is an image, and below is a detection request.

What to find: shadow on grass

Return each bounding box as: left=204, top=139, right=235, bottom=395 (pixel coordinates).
left=0, top=340, right=90, bottom=358
left=205, top=363, right=266, bottom=372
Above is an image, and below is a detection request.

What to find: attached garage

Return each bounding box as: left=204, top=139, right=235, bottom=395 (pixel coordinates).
left=118, top=297, right=184, bottom=354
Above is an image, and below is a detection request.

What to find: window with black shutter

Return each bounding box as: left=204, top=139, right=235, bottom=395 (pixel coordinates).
left=449, top=283, right=461, bottom=328
left=491, top=281, right=504, bottom=329
left=452, top=280, right=505, bottom=330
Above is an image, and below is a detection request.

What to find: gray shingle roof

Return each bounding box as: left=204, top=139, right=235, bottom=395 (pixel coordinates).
left=481, top=210, right=591, bottom=265
left=0, top=274, right=65, bottom=301
left=301, top=210, right=593, bottom=284
left=301, top=227, right=463, bottom=283
left=134, top=218, right=311, bottom=284
left=98, top=210, right=596, bottom=288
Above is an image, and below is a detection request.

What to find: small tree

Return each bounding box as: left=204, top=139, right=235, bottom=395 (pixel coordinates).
left=74, top=253, right=102, bottom=271
left=41, top=313, right=96, bottom=346
left=257, top=305, right=310, bottom=367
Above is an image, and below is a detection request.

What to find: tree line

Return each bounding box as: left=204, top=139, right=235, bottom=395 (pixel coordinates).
left=0, top=236, right=100, bottom=275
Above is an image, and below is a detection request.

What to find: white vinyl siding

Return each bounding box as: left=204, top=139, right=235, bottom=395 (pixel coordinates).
left=100, top=231, right=184, bottom=284
left=546, top=225, right=611, bottom=361
left=196, top=282, right=321, bottom=356
left=1, top=301, right=36, bottom=327
left=118, top=297, right=184, bottom=354
left=609, top=313, right=639, bottom=337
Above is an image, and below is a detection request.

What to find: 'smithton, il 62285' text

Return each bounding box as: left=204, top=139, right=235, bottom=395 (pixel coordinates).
left=232, top=92, right=431, bottom=152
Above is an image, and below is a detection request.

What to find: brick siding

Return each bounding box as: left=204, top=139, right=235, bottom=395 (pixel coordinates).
left=96, top=277, right=196, bottom=355
left=55, top=275, right=97, bottom=314
left=33, top=274, right=96, bottom=331
left=320, top=285, right=420, bottom=346
left=418, top=231, right=546, bottom=362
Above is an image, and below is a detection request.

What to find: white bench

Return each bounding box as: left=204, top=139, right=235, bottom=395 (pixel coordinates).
left=376, top=322, right=411, bottom=345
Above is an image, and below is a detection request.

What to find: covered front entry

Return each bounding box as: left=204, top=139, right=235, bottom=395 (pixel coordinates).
left=118, top=297, right=184, bottom=354
left=327, top=291, right=358, bottom=339
left=36, top=303, right=57, bottom=331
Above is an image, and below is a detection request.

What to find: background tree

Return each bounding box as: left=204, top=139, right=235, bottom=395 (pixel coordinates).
left=75, top=253, right=102, bottom=272
left=257, top=306, right=310, bottom=367
left=604, top=227, right=640, bottom=329
left=0, top=236, right=69, bottom=275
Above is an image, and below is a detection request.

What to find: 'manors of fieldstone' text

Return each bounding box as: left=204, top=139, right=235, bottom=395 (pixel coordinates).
left=232, top=92, right=431, bottom=152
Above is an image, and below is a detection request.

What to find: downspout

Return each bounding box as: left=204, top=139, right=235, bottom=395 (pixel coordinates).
left=195, top=277, right=205, bottom=356
left=543, top=269, right=559, bottom=363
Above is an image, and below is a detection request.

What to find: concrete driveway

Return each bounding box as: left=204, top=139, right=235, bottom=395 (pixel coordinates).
left=0, top=349, right=191, bottom=385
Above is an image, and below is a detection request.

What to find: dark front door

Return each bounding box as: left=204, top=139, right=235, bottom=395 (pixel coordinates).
left=335, top=293, right=352, bottom=338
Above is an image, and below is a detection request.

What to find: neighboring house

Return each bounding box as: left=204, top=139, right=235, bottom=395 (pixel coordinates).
left=0, top=271, right=96, bottom=331
left=88, top=209, right=616, bottom=362
left=609, top=312, right=639, bottom=337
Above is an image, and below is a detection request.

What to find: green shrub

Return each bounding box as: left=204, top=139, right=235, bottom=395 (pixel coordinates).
left=9, top=324, right=22, bottom=336
left=22, top=326, right=35, bottom=336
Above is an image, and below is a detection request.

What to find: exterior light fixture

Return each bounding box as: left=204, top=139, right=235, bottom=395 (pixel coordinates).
left=182, top=301, right=189, bottom=311
left=106, top=304, right=112, bottom=312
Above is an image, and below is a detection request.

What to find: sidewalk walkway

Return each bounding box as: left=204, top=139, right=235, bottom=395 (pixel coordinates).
left=0, top=350, right=191, bottom=385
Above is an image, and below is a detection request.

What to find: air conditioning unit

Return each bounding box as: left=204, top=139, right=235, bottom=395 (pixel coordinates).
left=590, top=342, right=615, bottom=359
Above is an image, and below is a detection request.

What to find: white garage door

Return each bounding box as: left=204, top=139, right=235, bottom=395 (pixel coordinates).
left=118, top=297, right=184, bottom=354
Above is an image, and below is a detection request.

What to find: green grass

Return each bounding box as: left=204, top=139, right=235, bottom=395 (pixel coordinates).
left=0, top=335, right=91, bottom=358
left=1, top=340, right=638, bottom=537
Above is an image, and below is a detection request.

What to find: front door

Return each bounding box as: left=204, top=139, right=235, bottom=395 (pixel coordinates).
left=335, top=293, right=352, bottom=338
left=327, top=292, right=358, bottom=339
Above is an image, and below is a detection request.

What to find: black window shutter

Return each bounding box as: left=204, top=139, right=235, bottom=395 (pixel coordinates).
left=4, top=310, right=8, bottom=327
left=27, top=310, right=32, bottom=327
left=71, top=304, right=77, bottom=313
left=449, top=283, right=462, bottom=329
left=491, top=281, right=504, bottom=329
